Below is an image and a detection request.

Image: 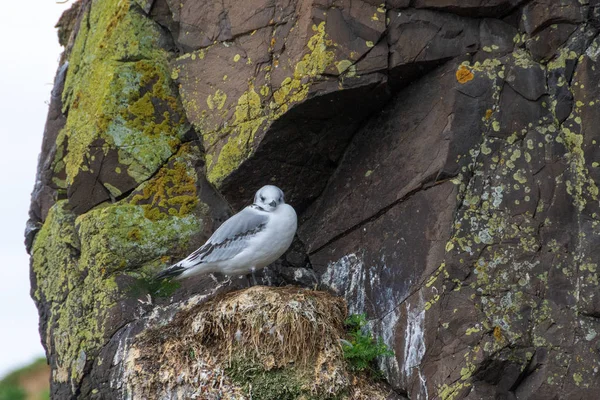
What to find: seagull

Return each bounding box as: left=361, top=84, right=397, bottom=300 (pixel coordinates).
left=155, top=185, right=297, bottom=281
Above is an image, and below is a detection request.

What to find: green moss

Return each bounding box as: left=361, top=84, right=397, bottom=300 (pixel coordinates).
left=59, top=0, right=188, bottom=187
left=129, top=275, right=181, bottom=299
left=227, top=359, right=309, bottom=400
left=226, top=357, right=349, bottom=400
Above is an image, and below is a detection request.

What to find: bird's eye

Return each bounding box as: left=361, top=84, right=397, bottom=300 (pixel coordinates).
left=260, top=195, right=265, bottom=202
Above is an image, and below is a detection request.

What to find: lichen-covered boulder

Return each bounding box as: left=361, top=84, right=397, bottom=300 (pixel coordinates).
left=28, top=0, right=600, bottom=399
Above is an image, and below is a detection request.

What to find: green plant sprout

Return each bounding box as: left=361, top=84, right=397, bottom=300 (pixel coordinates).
left=342, top=314, right=394, bottom=375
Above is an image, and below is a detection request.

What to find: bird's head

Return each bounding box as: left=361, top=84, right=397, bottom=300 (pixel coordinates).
left=254, top=185, right=285, bottom=212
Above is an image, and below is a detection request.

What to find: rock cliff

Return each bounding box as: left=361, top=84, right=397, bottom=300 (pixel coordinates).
left=28, top=0, right=600, bottom=398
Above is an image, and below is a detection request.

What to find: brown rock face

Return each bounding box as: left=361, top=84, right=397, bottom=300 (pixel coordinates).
left=28, top=0, right=600, bottom=398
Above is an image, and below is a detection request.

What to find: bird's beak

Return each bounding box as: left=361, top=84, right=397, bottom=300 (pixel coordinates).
left=269, top=200, right=277, bottom=208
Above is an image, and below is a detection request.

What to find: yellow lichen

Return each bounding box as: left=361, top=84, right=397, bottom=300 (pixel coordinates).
left=207, top=89, right=227, bottom=110
left=272, top=21, right=335, bottom=113
left=130, top=145, right=199, bottom=221
left=336, top=59, right=353, bottom=74
left=203, top=21, right=338, bottom=187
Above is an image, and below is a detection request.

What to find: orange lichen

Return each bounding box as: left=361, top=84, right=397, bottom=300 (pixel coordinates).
left=456, top=65, right=474, bottom=83
left=485, top=109, right=493, bottom=120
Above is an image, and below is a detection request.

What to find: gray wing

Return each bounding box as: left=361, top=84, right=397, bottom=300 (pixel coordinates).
left=180, top=206, right=268, bottom=267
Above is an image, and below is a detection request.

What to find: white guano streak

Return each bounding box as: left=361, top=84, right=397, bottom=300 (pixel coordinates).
left=403, top=294, right=428, bottom=399
left=321, top=253, right=366, bottom=314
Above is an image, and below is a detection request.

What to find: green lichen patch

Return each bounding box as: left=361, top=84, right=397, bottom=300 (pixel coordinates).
left=129, top=143, right=201, bottom=221
left=204, top=84, right=267, bottom=185
left=270, top=22, right=335, bottom=115
left=74, top=144, right=205, bottom=275
left=31, top=201, right=117, bottom=386
left=75, top=203, right=201, bottom=275
left=32, top=4, right=205, bottom=385
left=31, top=157, right=205, bottom=389
left=58, top=0, right=188, bottom=191
left=31, top=202, right=80, bottom=306
left=558, top=86, right=599, bottom=212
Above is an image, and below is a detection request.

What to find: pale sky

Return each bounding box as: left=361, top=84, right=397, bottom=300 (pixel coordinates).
left=0, top=0, right=72, bottom=377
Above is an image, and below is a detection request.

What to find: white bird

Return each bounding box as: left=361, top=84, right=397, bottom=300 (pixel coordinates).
left=156, top=185, right=297, bottom=280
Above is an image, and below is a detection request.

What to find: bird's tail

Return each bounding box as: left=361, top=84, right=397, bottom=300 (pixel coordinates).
left=155, top=263, right=187, bottom=280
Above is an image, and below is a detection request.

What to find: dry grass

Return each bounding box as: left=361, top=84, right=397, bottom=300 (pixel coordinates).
left=191, top=286, right=347, bottom=367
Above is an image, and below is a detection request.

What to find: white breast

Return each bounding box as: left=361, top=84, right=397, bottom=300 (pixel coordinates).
left=221, top=204, right=297, bottom=276
left=263, top=204, right=298, bottom=259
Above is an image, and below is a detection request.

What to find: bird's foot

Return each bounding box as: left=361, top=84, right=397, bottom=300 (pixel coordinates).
left=222, top=275, right=232, bottom=286
left=251, top=267, right=258, bottom=286
left=244, top=273, right=253, bottom=288
left=137, top=293, right=153, bottom=306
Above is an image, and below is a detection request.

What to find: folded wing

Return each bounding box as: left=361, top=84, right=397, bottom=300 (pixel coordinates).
left=181, top=206, right=269, bottom=267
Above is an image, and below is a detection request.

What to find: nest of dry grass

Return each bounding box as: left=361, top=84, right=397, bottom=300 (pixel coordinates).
left=191, top=286, right=347, bottom=367
left=127, top=286, right=351, bottom=398
left=122, top=286, right=399, bottom=399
